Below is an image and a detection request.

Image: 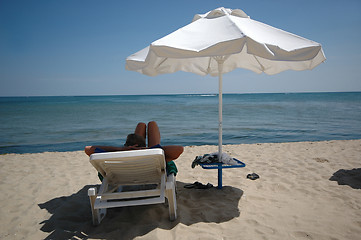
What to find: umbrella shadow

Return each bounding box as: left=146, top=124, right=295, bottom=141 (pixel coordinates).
left=38, top=181, right=243, bottom=239
left=329, top=168, right=361, bottom=189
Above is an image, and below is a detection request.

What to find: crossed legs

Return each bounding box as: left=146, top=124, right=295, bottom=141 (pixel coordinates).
left=134, top=121, right=160, bottom=147
left=135, top=121, right=183, bottom=162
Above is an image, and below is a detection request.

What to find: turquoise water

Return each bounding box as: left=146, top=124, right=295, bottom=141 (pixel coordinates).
left=1, top=92, right=361, bottom=154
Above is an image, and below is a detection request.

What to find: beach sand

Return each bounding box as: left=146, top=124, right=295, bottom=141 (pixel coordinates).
left=1, top=140, right=360, bottom=240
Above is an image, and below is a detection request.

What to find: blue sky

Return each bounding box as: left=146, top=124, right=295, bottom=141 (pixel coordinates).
left=1, top=0, right=360, bottom=96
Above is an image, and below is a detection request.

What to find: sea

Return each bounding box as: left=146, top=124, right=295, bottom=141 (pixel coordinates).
left=1, top=92, right=361, bottom=154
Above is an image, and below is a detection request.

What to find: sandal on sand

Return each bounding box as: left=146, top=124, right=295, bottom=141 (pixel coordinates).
left=195, top=182, right=213, bottom=189
left=184, top=181, right=213, bottom=189
left=184, top=181, right=199, bottom=188
left=247, top=173, right=260, bottom=180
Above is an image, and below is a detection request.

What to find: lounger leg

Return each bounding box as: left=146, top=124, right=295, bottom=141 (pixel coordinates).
left=166, top=174, right=177, bottom=221
left=88, top=187, right=107, bottom=225
left=88, top=187, right=100, bottom=225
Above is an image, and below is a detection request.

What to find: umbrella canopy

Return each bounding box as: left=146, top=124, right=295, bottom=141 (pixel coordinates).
left=126, top=7, right=326, bottom=159
left=126, top=7, right=325, bottom=76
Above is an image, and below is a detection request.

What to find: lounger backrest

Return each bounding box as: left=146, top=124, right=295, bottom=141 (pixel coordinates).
left=90, top=149, right=166, bottom=186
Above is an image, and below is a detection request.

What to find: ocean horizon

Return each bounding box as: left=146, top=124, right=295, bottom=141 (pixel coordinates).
left=1, top=92, right=361, bottom=154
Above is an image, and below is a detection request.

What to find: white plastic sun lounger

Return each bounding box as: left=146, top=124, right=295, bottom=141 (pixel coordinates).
left=88, top=148, right=177, bottom=225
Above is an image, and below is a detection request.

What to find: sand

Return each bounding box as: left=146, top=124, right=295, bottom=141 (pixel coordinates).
left=0, top=139, right=360, bottom=240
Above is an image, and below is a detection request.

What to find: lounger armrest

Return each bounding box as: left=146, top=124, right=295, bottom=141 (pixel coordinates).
left=166, top=173, right=175, bottom=190
left=165, top=173, right=177, bottom=221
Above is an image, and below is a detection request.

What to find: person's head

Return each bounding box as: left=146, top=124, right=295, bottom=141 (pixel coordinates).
left=124, top=133, right=146, bottom=147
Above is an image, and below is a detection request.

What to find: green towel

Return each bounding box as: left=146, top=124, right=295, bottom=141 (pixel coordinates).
left=166, top=161, right=178, bottom=176
left=98, top=172, right=104, bottom=182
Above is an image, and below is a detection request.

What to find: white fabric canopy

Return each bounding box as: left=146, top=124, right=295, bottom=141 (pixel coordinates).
left=126, top=7, right=325, bottom=76
left=126, top=7, right=326, bottom=158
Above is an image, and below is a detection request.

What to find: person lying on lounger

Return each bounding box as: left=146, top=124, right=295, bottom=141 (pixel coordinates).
left=84, top=121, right=184, bottom=162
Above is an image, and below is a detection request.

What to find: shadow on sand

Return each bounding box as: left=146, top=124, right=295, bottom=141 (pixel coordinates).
left=329, top=168, right=361, bottom=189
left=38, top=181, right=243, bottom=239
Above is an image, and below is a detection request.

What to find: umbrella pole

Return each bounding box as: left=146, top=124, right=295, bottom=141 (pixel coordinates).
left=217, top=58, right=224, bottom=189
left=217, top=60, right=223, bottom=159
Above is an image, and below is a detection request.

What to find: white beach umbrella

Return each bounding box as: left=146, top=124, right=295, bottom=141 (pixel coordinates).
left=126, top=7, right=326, bottom=160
